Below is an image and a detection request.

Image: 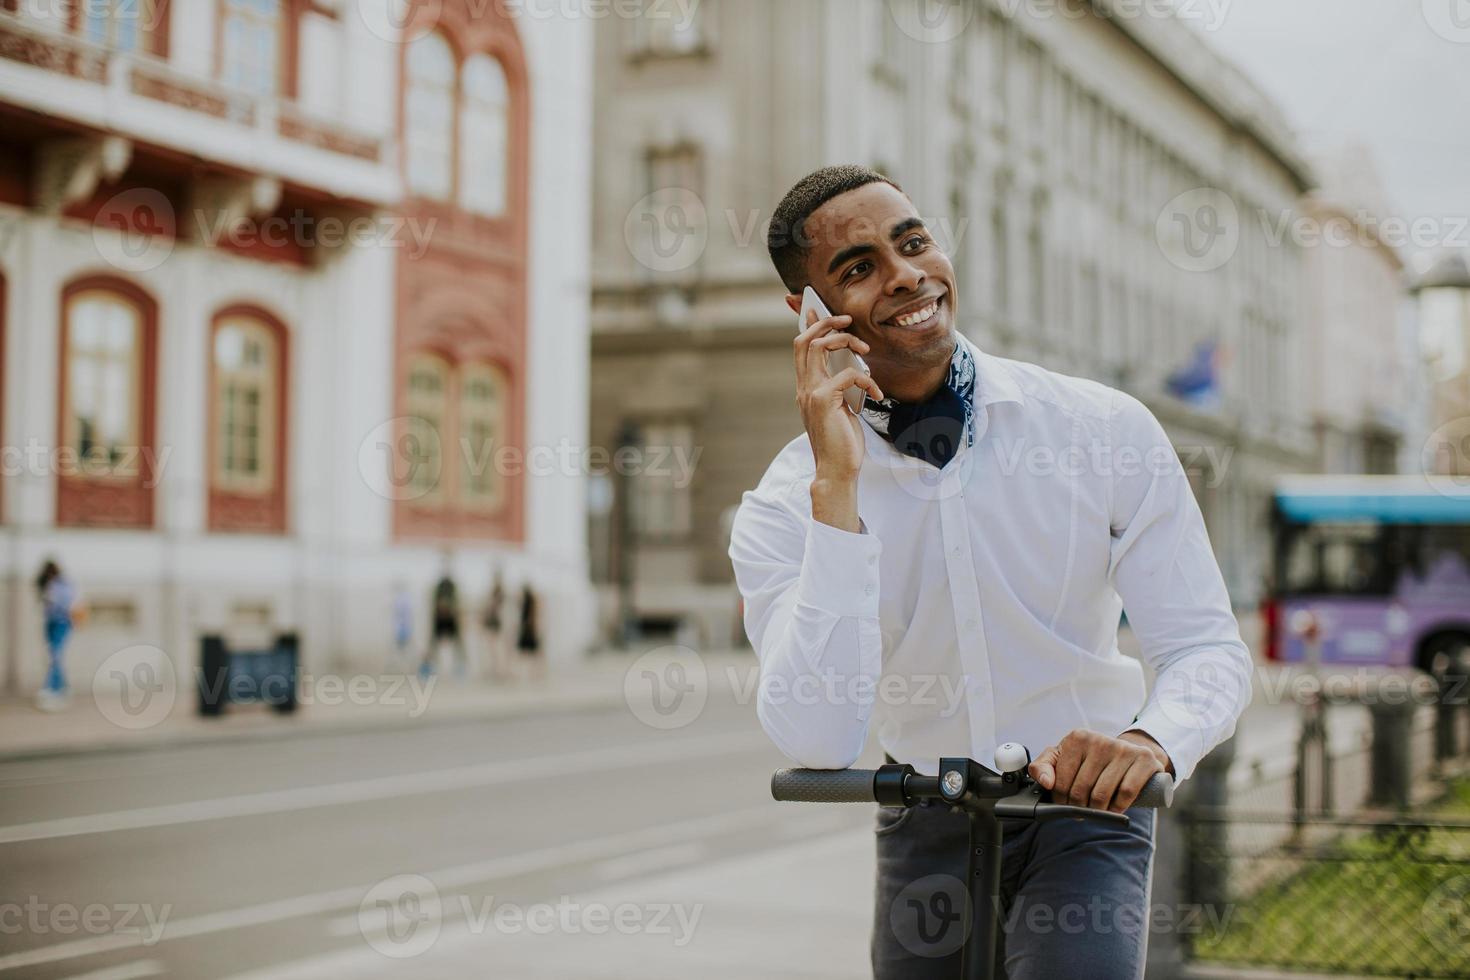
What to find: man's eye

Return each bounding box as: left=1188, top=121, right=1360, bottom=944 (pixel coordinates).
left=904, top=235, right=928, bottom=252
left=844, top=261, right=871, bottom=280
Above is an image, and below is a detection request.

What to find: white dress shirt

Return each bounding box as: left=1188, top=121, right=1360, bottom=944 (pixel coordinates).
left=728, top=335, right=1252, bottom=782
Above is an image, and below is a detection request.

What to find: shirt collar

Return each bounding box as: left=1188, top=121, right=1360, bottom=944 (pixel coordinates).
left=964, top=334, right=1025, bottom=409
left=857, top=333, right=1025, bottom=466
left=858, top=337, right=978, bottom=450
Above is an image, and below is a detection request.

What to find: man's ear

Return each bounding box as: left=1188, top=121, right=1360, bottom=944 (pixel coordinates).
left=784, top=293, right=802, bottom=316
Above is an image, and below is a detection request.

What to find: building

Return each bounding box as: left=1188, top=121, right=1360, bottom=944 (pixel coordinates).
left=0, top=1, right=596, bottom=697
left=588, top=0, right=1316, bottom=646
left=1414, top=250, right=1470, bottom=477
left=1297, top=143, right=1408, bottom=475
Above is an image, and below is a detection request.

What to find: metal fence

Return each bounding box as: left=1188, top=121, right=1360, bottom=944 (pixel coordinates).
left=1169, top=683, right=1470, bottom=979
left=1181, top=804, right=1470, bottom=978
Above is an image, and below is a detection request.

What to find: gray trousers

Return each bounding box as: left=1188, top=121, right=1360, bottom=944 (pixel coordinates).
left=872, top=796, right=1156, bottom=979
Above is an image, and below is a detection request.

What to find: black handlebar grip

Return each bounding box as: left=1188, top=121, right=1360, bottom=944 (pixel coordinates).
left=1132, top=772, right=1175, bottom=809
left=771, top=768, right=879, bottom=804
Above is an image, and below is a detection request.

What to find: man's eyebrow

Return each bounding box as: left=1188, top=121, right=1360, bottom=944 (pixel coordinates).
left=889, top=217, right=926, bottom=239
left=827, top=242, right=875, bottom=275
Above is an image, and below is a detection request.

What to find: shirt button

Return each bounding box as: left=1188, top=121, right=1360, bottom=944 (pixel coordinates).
left=965, top=618, right=977, bottom=630
left=951, top=546, right=961, bottom=557
left=867, top=555, right=877, bottom=566
left=865, top=585, right=875, bottom=596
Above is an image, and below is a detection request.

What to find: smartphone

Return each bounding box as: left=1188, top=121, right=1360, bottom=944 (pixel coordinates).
left=799, top=286, right=871, bottom=416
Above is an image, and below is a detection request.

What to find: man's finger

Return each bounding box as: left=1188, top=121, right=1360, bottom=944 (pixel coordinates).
left=794, top=315, right=852, bottom=387
left=1028, top=745, right=1060, bottom=790
left=799, top=317, right=856, bottom=383
left=1112, top=757, right=1159, bottom=813
left=803, top=325, right=860, bottom=382
left=1090, top=754, right=1132, bottom=813
left=1051, top=737, right=1085, bottom=801
left=1068, top=748, right=1108, bottom=807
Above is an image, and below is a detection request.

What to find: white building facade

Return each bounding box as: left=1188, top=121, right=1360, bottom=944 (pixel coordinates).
left=0, top=0, right=596, bottom=696
left=1297, top=144, right=1408, bottom=475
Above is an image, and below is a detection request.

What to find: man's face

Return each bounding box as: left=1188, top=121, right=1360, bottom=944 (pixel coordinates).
left=790, top=182, right=958, bottom=371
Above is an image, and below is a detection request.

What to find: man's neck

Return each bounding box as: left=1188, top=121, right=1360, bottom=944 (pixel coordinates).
left=870, top=336, right=958, bottom=403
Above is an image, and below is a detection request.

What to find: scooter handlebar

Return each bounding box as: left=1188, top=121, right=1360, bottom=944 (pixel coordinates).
left=771, top=766, right=1175, bottom=809
left=771, top=767, right=878, bottom=803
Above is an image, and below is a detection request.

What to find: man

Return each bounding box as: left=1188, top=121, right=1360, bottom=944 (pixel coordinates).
left=728, top=165, right=1251, bottom=979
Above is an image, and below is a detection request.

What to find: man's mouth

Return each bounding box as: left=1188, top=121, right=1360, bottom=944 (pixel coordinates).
left=884, top=293, right=945, bottom=330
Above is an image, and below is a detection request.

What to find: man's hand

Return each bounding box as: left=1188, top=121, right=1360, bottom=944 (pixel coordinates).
left=1028, top=728, right=1173, bottom=814
left=794, top=308, right=883, bottom=532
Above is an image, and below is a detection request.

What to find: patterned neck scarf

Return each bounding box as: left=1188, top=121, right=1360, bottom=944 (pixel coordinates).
left=859, top=339, right=977, bottom=469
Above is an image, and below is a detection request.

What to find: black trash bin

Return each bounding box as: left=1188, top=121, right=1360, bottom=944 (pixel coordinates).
left=198, top=633, right=299, bottom=717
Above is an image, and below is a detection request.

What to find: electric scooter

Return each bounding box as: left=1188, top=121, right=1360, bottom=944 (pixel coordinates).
left=771, top=742, right=1175, bottom=980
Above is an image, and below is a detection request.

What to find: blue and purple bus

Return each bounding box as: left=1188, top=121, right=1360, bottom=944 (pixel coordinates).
left=1264, top=476, right=1470, bottom=673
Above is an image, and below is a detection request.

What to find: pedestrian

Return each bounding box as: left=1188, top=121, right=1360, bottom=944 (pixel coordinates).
left=35, top=560, right=76, bottom=712
left=483, top=570, right=509, bottom=681
left=420, top=568, right=468, bottom=680
left=389, top=582, right=414, bottom=672
left=516, top=583, right=544, bottom=681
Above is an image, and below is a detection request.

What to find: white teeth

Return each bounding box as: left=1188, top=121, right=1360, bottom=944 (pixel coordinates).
left=894, top=300, right=938, bottom=327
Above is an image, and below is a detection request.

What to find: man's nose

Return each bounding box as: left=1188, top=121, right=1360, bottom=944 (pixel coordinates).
left=886, top=258, right=925, bottom=295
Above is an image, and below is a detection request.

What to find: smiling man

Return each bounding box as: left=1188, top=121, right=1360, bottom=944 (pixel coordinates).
left=728, top=165, right=1252, bottom=978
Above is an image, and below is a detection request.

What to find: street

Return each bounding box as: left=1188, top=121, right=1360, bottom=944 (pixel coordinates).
left=0, top=686, right=873, bottom=979
left=0, top=643, right=1378, bottom=979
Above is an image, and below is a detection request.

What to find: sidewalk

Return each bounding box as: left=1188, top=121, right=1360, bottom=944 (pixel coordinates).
left=0, top=648, right=756, bottom=763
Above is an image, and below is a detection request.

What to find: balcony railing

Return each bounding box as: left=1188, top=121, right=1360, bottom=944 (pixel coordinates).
left=0, top=12, right=385, bottom=167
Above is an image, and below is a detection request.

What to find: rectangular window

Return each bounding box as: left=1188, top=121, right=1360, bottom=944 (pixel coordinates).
left=635, top=143, right=704, bottom=280
left=632, top=421, right=693, bottom=539
left=213, top=319, right=278, bottom=495
left=991, top=195, right=1009, bottom=321
left=1028, top=192, right=1046, bottom=330
left=221, top=0, right=282, bottom=96
left=631, top=0, right=706, bottom=57
left=81, top=0, right=142, bottom=52
left=460, top=363, right=508, bottom=512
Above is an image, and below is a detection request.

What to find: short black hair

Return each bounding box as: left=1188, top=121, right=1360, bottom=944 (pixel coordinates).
left=767, top=165, right=903, bottom=293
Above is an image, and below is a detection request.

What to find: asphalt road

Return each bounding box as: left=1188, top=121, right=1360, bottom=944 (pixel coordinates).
left=0, top=685, right=874, bottom=979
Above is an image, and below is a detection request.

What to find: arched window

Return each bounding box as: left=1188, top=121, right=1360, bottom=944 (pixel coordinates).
left=459, top=54, right=509, bottom=217
left=404, top=353, right=451, bottom=504
left=213, top=316, right=278, bottom=494
left=65, top=290, right=143, bottom=473
left=459, top=361, right=507, bottom=509
left=406, top=32, right=457, bottom=200
left=58, top=279, right=158, bottom=528
left=220, top=0, right=283, bottom=96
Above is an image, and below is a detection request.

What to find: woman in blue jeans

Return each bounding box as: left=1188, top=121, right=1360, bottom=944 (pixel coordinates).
left=35, top=560, right=76, bottom=711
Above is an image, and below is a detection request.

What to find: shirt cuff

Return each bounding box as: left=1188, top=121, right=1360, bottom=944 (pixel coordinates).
left=1122, top=707, right=1207, bottom=784
left=796, top=516, right=882, bottom=619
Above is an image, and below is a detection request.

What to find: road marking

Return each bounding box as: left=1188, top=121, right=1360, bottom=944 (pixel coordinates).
left=0, top=802, right=819, bottom=974
left=224, top=828, right=875, bottom=980
left=57, top=962, right=164, bottom=980
left=0, top=730, right=770, bottom=845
